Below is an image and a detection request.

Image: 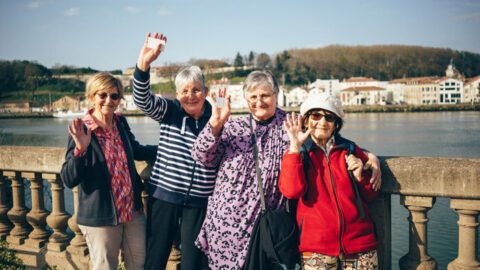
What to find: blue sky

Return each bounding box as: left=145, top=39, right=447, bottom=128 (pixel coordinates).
left=1, top=0, right=479, bottom=71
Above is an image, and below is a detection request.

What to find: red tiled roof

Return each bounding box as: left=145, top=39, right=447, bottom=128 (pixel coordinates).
left=465, top=75, right=480, bottom=85
left=389, top=76, right=441, bottom=84
left=344, top=77, right=378, bottom=82
left=341, top=86, right=386, bottom=92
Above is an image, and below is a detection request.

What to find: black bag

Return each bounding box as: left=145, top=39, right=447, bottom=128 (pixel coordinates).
left=243, top=115, right=301, bottom=270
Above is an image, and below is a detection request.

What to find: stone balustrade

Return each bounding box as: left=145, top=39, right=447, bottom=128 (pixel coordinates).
left=0, top=146, right=479, bottom=269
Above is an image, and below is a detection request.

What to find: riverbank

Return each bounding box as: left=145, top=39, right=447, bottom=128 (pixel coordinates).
left=0, top=103, right=478, bottom=119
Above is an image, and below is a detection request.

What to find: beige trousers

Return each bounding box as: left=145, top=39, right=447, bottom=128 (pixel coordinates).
left=78, top=211, right=146, bottom=270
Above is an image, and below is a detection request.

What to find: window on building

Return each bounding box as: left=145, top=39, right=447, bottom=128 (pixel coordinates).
left=446, top=82, right=450, bottom=86
left=440, top=94, right=444, bottom=102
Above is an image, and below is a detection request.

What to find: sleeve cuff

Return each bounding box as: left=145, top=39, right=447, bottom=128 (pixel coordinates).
left=283, top=150, right=303, bottom=163
left=74, top=146, right=86, bottom=157
left=134, top=65, right=151, bottom=82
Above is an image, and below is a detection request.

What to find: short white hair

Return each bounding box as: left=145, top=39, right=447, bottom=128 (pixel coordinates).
left=243, top=70, right=279, bottom=96
left=174, top=66, right=206, bottom=92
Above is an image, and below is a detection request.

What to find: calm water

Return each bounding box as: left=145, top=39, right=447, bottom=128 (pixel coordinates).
left=1, top=111, right=479, bottom=269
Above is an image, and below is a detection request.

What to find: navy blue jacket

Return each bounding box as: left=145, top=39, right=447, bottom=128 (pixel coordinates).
left=61, top=115, right=156, bottom=226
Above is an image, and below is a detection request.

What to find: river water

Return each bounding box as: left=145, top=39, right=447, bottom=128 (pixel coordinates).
left=1, top=111, right=479, bottom=269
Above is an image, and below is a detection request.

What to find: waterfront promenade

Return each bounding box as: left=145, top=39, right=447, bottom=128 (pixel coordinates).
left=0, top=146, right=479, bottom=269
left=0, top=103, right=479, bottom=119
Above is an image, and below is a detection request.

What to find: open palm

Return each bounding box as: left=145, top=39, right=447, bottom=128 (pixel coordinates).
left=68, top=118, right=91, bottom=153
left=137, top=32, right=167, bottom=71
left=209, top=88, right=231, bottom=136
left=284, top=112, right=314, bottom=153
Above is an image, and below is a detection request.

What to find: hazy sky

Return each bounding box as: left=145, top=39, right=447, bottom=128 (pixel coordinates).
left=1, top=0, right=479, bottom=71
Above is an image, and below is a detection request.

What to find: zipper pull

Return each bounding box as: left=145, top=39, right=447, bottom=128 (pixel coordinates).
left=195, top=120, right=198, bottom=129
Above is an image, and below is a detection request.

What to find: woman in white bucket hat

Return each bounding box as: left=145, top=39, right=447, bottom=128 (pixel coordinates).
left=279, top=93, right=380, bottom=269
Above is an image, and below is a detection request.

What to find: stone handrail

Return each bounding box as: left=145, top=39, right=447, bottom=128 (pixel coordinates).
left=0, top=146, right=479, bottom=269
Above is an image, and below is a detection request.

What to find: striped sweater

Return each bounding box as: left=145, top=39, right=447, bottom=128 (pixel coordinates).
left=133, top=66, right=217, bottom=207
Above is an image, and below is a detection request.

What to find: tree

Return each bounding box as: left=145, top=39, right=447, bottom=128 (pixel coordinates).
left=248, top=51, right=255, bottom=66
left=156, top=63, right=183, bottom=92
left=233, top=52, right=244, bottom=68
left=256, top=53, right=272, bottom=69
left=233, top=52, right=245, bottom=76
left=24, top=62, right=51, bottom=99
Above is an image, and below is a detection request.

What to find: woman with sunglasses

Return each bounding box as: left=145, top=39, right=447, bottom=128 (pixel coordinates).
left=279, top=93, right=379, bottom=270
left=61, top=72, right=156, bottom=270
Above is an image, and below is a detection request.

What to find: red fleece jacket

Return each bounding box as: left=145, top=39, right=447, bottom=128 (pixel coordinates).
left=279, top=142, right=378, bottom=256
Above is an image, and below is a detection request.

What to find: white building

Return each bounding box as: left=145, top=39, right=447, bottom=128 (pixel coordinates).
left=309, top=79, right=341, bottom=96
left=438, top=78, right=463, bottom=104
left=286, top=87, right=308, bottom=107
left=463, top=75, right=480, bottom=104
left=120, top=94, right=137, bottom=111
left=341, top=86, right=387, bottom=105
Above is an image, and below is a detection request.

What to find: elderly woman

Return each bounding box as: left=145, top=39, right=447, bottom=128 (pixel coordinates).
left=61, top=72, right=156, bottom=270
left=133, top=32, right=217, bottom=270
left=279, top=93, right=379, bottom=270
left=192, top=71, right=382, bottom=269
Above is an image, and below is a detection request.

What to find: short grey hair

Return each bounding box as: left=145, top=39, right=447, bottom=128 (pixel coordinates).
left=243, top=70, right=279, bottom=96
left=174, top=66, right=206, bottom=92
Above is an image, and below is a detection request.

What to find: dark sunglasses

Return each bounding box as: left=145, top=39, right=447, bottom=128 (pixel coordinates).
left=96, top=92, right=120, bottom=101
left=309, top=112, right=336, bottom=122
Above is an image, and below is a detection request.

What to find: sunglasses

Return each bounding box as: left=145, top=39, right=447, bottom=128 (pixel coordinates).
left=96, top=92, right=120, bottom=101
left=309, top=112, right=336, bottom=122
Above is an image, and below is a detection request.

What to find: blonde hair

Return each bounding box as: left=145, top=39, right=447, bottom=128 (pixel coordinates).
left=86, top=72, right=124, bottom=101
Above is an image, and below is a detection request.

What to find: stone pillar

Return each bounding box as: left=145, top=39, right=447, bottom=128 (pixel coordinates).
left=0, top=170, right=13, bottom=239
left=447, top=199, right=480, bottom=270
left=25, top=172, right=50, bottom=248
left=45, top=174, right=71, bottom=251
left=399, top=195, right=438, bottom=270
left=66, top=186, right=88, bottom=256
left=6, top=171, right=30, bottom=244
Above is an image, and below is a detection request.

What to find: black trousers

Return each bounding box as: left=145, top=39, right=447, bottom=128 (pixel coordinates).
left=145, top=197, right=206, bottom=270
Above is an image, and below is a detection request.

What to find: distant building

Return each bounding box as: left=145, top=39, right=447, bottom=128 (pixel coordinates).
left=341, top=86, right=387, bottom=105
left=0, top=99, right=38, bottom=113
left=463, top=75, right=480, bottom=103
left=309, top=79, right=340, bottom=96
left=286, top=87, right=308, bottom=107
left=438, top=77, right=463, bottom=104
left=52, top=95, right=87, bottom=111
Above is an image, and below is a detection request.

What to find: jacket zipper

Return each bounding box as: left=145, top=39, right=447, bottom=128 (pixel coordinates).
left=326, top=153, right=344, bottom=254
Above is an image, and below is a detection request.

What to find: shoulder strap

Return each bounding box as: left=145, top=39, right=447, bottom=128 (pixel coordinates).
left=249, top=115, right=267, bottom=213
left=345, top=141, right=366, bottom=220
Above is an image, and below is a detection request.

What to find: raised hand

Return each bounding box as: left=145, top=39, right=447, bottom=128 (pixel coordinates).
left=209, top=88, right=231, bottom=137
left=137, top=32, right=167, bottom=72
left=67, top=118, right=91, bottom=154
left=346, top=154, right=363, bottom=182
left=283, top=112, right=314, bottom=153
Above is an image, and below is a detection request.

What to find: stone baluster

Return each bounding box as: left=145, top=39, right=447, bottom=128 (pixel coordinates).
left=447, top=198, right=480, bottom=270
left=45, top=173, right=71, bottom=251
left=399, top=195, right=438, bottom=270
left=25, top=172, right=50, bottom=248
left=6, top=171, right=30, bottom=244
left=0, top=171, right=13, bottom=239
left=66, top=186, right=88, bottom=256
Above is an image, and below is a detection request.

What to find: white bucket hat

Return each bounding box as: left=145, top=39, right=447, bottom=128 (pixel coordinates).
left=300, top=93, right=344, bottom=119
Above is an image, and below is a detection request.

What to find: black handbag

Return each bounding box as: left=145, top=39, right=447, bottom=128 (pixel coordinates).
left=243, top=115, right=301, bottom=270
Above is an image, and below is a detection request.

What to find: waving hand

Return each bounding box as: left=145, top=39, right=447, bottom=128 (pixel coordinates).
left=284, top=112, right=315, bottom=153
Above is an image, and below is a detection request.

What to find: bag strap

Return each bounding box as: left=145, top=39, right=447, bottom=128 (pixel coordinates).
left=249, top=115, right=267, bottom=213
left=346, top=142, right=366, bottom=220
